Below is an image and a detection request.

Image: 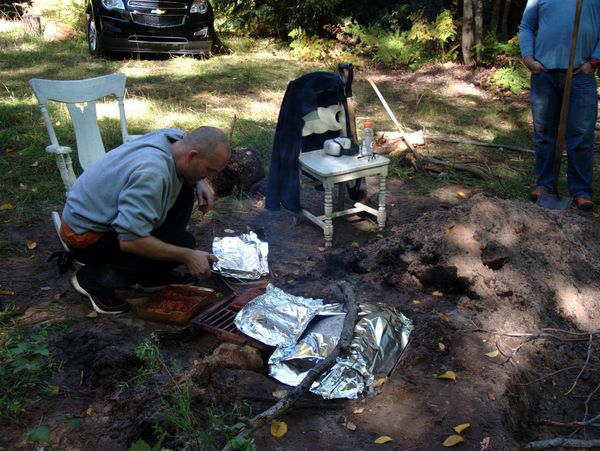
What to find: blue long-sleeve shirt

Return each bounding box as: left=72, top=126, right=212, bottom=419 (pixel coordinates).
left=519, top=0, right=600, bottom=69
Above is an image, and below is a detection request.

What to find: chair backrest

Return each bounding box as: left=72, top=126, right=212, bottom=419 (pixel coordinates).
left=29, top=73, right=130, bottom=171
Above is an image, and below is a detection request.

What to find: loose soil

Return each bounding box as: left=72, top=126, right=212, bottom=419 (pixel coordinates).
left=2, top=66, right=600, bottom=450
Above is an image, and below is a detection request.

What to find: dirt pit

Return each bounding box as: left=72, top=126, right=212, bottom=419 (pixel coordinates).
left=2, top=183, right=600, bottom=450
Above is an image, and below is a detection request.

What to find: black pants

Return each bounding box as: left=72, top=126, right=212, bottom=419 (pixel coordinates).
left=70, top=185, right=196, bottom=289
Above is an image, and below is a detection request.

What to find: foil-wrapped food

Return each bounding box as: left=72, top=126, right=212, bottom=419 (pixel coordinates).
left=268, top=302, right=413, bottom=399
left=233, top=284, right=323, bottom=347
left=212, top=230, right=269, bottom=280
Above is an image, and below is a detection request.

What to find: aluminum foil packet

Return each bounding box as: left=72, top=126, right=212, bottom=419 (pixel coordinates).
left=212, top=230, right=269, bottom=280
left=269, top=303, right=413, bottom=399
left=234, top=284, right=323, bottom=347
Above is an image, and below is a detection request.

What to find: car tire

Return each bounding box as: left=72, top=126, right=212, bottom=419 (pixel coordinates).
left=87, top=15, right=103, bottom=57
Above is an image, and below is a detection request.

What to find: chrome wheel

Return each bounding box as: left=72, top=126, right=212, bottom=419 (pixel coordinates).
left=88, top=18, right=97, bottom=53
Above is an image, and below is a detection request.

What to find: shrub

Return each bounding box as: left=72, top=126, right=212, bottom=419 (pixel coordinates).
left=26, top=0, right=86, bottom=33
left=491, top=62, right=530, bottom=94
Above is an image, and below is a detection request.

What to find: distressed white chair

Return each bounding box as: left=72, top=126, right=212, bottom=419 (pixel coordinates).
left=29, top=73, right=140, bottom=250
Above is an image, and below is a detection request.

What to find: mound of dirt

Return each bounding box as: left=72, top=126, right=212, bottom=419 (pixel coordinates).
left=343, top=193, right=600, bottom=332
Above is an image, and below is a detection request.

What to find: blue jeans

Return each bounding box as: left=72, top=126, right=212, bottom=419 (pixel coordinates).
left=530, top=71, right=597, bottom=199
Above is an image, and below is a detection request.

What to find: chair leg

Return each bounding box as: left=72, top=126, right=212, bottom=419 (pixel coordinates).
left=55, top=153, right=76, bottom=194
left=324, top=182, right=334, bottom=247
left=377, top=174, right=387, bottom=229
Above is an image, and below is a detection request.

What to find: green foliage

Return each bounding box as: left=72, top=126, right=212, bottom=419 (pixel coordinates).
left=491, top=62, right=530, bottom=94
left=0, top=329, right=54, bottom=421
left=28, top=0, right=86, bottom=33
left=341, top=9, right=459, bottom=67
left=128, top=434, right=166, bottom=451
left=21, top=423, right=51, bottom=446
left=288, top=27, right=332, bottom=60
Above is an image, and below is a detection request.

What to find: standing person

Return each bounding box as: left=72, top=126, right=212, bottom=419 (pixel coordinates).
left=519, top=0, right=600, bottom=210
left=60, top=126, right=230, bottom=314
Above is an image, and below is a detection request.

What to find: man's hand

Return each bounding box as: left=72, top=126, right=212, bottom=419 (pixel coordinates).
left=196, top=179, right=214, bottom=214
left=182, top=249, right=218, bottom=277
left=575, top=61, right=596, bottom=74
left=523, top=55, right=546, bottom=74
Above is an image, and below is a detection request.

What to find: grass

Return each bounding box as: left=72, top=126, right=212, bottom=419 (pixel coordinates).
left=0, top=16, right=561, bottom=223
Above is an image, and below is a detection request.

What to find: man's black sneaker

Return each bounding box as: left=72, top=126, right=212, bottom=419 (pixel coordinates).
left=70, top=268, right=131, bottom=315
left=131, top=270, right=198, bottom=292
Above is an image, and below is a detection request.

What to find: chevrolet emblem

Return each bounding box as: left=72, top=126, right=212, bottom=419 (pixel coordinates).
left=151, top=8, right=166, bottom=14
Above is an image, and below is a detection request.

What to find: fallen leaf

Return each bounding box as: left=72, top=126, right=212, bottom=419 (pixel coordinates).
left=31, top=161, right=39, bottom=167
left=435, top=371, right=457, bottom=381
left=432, top=291, right=444, bottom=297
left=27, top=255, right=36, bottom=260
left=26, top=240, right=37, bottom=250
left=453, top=423, right=471, bottom=434
left=87, top=311, right=99, bottom=318
left=487, top=390, right=497, bottom=401
left=443, top=435, right=464, bottom=447
left=372, top=377, right=388, bottom=388
left=351, top=242, right=360, bottom=247
left=224, top=229, right=235, bottom=234
left=85, top=407, right=93, bottom=416
left=438, top=342, right=446, bottom=352
left=49, top=384, right=60, bottom=395
left=270, top=419, right=288, bottom=438
left=456, top=191, right=466, bottom=198
left=374, top=436, right=393, bottom=444
left=0, top=290, right=15, bottom=296
left=485, top=350, right=499, bottom=358
left=480, top=436, right=491, bottom=450
left=31, top=187, right=38, bottom=193
left=376, top=233, right=384, bottom=238
left=53, top=291, right=65, bottom=301
left=412, top=300, right=422, bottom=305
left=438, top=313, right=450, bottom=322
left=272, top=390, right=288, bottom=399
left=318, top=246, right=326, bottom=252
left=353, top=407, right=365, bottom=414
left=0, top=203, right=13, bottom=210
left=345, top=420, right=357, bottom=431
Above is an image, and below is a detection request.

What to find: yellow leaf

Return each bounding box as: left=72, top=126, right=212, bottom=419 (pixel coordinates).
left=485, top=350, right=499, bottom=358
left=443, top=435, right=464, bottom=447
left=87, top=311, right=99, bottom=318
left=85, top=407, right=93, bottom=416
left=438, top=342, right=446, bottom=352
left=456, top=191, right=466, bottom=198
left=0, top=203, right=13, bottom=210
left=31, top=187, right=38, bottom=193
left=438, top=313, right=450, bottom=322
left=453, top=423, right=471, bottom=434
left=432, top=291, right=444, bottom=297
left=374, top=436, right=393, bottom=444
left=353, top=407, right=365, bottom=414
left=272, top=390, right=288, bottom=399
left=26, top=240, right=37, bottom=250
left=376, top=234, right=384, bottom=238
left=435, top=371, right=457, bottom=381
left=270, top=419, right=288, bottom=438
left=372, top=377, right=388, bottom=388
left=31, top=161, right=39, bottom=167
left=0, top=290, right=15, bottom=296
left=412, top=300, right=422, bottom=305
left=351, top=242, right=360, bottom=247
left=49, top=384, right=60, bottom=395
left=224, top=229, right=235, bottom=234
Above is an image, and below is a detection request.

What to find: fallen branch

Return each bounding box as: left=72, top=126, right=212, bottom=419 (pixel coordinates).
left=523, top=438, right=600, bottom=449
left=421, top=156, right=494, bottom=180
left=425, top=133, right=535, bottom=155
left=564, top=334, right=594, bottom=395
left=222, top=282, right=360, bottom=451
left=536, top=414, right=600, bottom=429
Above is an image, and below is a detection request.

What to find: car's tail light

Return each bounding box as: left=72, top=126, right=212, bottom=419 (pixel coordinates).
left=190, top=0, right=208, bottom=14
left=101, top=0, right=125, bottom=11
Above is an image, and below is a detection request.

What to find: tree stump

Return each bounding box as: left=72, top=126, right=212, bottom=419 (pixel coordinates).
left=211, top=147, right=265, bottom=197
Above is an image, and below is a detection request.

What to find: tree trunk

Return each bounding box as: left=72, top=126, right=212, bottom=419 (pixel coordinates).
left=501, top=0, right=512, bottom=36
left=474, top=0, right=483, bottom=63
left=490, top=0, right=502, bottom=35
left=462, top=0, right=475, bottom=65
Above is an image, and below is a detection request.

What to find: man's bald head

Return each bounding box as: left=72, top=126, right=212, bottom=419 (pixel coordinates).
left=173, top=126, right=231, bottom=184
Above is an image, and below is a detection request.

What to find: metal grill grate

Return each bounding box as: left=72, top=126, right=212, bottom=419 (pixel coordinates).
left=131, top=13, right=185, bottom=28
left=128, top=0, right=188, bottom=10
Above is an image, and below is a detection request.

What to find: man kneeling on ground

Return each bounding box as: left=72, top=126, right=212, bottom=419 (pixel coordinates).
left=60, top=126, right=231, bottom=314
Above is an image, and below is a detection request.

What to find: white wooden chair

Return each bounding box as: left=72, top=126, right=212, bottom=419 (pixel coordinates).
left=29, top=73, right=140, bottom=250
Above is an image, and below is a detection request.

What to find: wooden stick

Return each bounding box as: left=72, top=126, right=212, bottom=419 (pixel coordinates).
left=366, top=77, right=416, bottom=153
left=222, top=282, right=360, bottom=451
left=523, top=438, right=600, bottom=449
left=228, top=114, right=237, bottom=145
left=421, top=156, right=494, bottom=181
left=425, top=133, right=535, bottom=155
